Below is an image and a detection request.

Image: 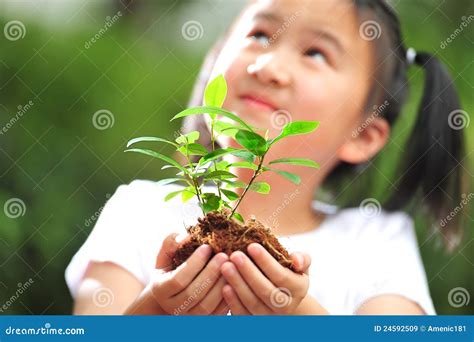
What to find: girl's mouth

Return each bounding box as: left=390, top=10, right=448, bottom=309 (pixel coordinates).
left=240, top=95, right=277, bottom=112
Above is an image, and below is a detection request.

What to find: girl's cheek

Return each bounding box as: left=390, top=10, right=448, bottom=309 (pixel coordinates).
left=222, top=53, right=253, bottom=106
left=223, top=65, right=240, bottom=95
left=294, top=81, right=331, bottom=121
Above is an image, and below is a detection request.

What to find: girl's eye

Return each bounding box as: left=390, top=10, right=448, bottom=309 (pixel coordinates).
left=305, top=48, right=328, bottom=64
left=250, top=31, right=270, bottom=46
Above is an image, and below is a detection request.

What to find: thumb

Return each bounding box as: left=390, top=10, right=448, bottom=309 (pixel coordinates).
left=291, top=252, right=311, bottom=274
left=155, top=233, right=190, bottom=269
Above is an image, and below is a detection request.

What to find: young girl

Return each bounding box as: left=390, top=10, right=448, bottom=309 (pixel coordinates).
left=66, top=0, right=466, bottom=315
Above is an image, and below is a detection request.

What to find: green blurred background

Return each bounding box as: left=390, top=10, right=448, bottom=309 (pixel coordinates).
left=0, top=0, right=472, bottom=315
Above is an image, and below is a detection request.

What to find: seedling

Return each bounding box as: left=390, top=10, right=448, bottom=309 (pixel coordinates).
left=125, top=74, right=319, bottom=269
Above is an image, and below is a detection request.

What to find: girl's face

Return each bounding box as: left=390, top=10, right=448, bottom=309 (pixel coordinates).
left=210, top=0, right=387, bottom=178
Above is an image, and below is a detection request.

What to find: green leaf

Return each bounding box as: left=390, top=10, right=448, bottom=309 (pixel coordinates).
left=215, top=160, right=230, bottom=171
left=124, top=148, right=188, bottom=174
left=202, top=194, right=222, bottom=213
left=127, top=136, right=178, bottom=148
left=161, top=165, right=194, bottom=175
left=228, top=161, right=257, bottom=170
left=235, top=130, right=268, bottom=156
left=268, top=169, right=301, bottom=185
left=200, top=147, right=240, bottom=164
left=222, top=180, right=247, bottom=189
left=171, top=106, right=255, bottom=132
left=204, top=170, right=237, bottom=180
left=269, top=157, right=319, bottom=168
left=175, top=131, right=200, bottom=145
left=221, top=189, right=239, bottom=201
left=164, top=190, right=183, bottom=201
left=214, top=121, right=242, bottom=138
left=270, top=121, right=319, bottom=146
left=182, top=187, right=196, bottom=202
left=204, top=74, right=227, bottom=114
left=178, top=143, right=208, bottom=156
left=232, top=212, right=244, bottom=223
left=249, top=182, right=270, bottom=194
left=230, top=150, right=256, bottom=163
left=156, top=178, right=189, bottom=186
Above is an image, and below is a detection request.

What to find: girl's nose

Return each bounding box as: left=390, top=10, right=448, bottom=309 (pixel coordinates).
left=247, top=53, right=292, bottom=87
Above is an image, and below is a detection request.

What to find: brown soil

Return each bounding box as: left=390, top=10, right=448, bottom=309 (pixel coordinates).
left=171, top=210, right=296, bottom=271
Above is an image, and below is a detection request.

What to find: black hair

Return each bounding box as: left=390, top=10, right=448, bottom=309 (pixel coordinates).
left=182, top=0, right=467, bottom=250
left=351, top=0, right=467, bottom=250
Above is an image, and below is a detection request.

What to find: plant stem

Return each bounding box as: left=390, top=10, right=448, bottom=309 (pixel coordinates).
left=192, top=177, right=205, bottom=216
left=229, top=154, right=265, bottom=218
left=183, top=140, right=205, bottom=216
left=210, top=120, right=223, bottom=199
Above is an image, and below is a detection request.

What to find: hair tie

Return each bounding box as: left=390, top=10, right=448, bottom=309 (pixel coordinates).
left=406, top=47, right=417, bottom=65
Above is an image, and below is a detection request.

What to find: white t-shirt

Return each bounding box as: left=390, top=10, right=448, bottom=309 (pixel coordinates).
left=65, top=180, right=436, bottom=315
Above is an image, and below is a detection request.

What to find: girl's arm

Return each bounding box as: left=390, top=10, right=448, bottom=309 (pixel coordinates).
left=356, top=295, right=425, bottom=315
left=292, top=294, right=424, bottom=315
left=73, top=261, right=145, bottom=315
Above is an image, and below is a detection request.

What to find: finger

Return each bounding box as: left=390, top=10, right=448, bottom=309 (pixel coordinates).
left=220, top=261, right=270, bottom=315
left=291, top=252, right=311, bottom=274
left=172, top=253, right=228, bottom=312
left=247, top=243, right=295, bottom=286
left=187, top=276, right=227, bottom=315
left=230, top=250, right=279, bottom=309
left=155, top=233, right=191, bottom=269
left=222, top=284, right=250, bottom=315
left=212, top=299, right=230, bottom=315
left=159, top=244, right=212, bottom=297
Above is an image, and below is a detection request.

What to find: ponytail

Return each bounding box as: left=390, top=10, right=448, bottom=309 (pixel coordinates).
left=386, top=51, right=467, bottom=249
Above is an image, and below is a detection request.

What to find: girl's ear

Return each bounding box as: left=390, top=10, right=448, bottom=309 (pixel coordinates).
left=337, top=117, right=390, bottom=164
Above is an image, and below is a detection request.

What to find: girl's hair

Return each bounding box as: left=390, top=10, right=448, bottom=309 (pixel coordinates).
left=182, top=0, right=467, bottom=250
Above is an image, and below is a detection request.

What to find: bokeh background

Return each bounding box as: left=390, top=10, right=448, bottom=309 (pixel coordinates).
left=0, top=0, right=472, bottom=315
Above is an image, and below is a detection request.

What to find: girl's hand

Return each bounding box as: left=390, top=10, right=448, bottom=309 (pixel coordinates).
left=125, top=233, right=229, bottom=315
left=220, top=243, right=310, bottom=315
